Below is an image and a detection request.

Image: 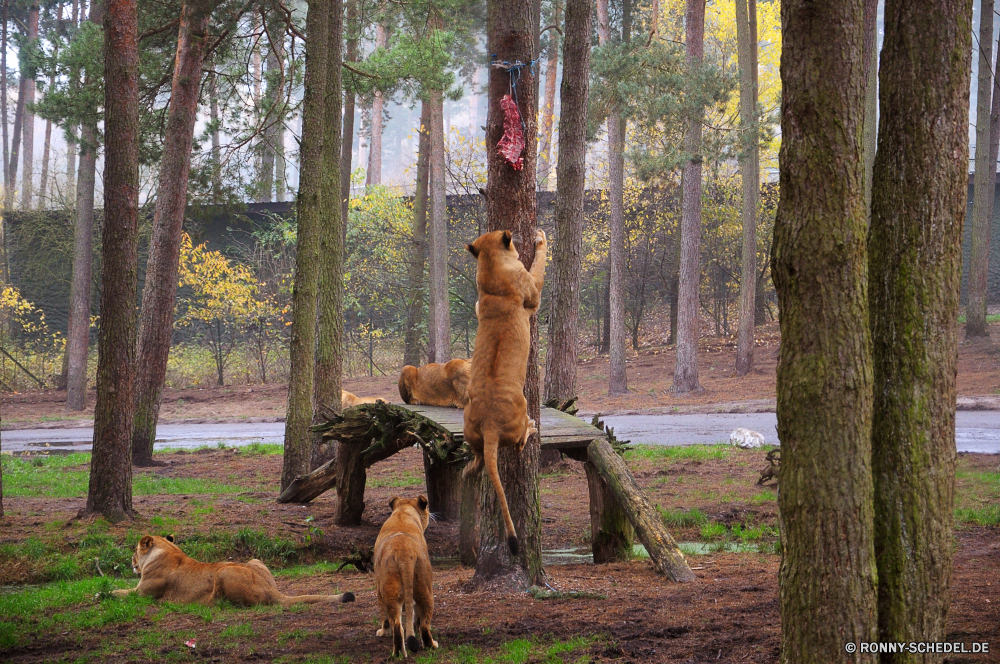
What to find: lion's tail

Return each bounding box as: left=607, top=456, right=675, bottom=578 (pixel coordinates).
left=482, top=430, right=519, bottom=557
left=278, top=591, right=355, bottom=607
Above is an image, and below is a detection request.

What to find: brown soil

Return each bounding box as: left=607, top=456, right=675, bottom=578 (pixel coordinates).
left=1, top=448, right=997, bottom=663
left=5, top=321, right=1000, bottom=429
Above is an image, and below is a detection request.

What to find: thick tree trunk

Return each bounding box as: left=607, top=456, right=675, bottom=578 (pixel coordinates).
left=459, top=472, right=479, bottom=565
left=473, top=0, right=543, bottom=588
left=870, top=0, right=971, bottom=659
left=66, top=126, right=76, bottom=199
left=131, top=0, right=213, bottom=467
left=427, top=87, right=450, bottom=363
left=535, top=0, right=560, bottom=191
left=734, top=0, right=757, bottom=377
left=968, top=0, right=996, bottom=338
left=365, top=24, right=386, bottom=187
left=313, top=0, right=344, bottom=467
left=1, top=0, right=8, bottom=192
left=19, top=4, right=37, bottom=211
left=672, top=0, right=704, bottom=394
left=339, top=0, right=358, bottom=231
left=404, top=102, right=430, bottom=367
left=771, top=0, right=878, bottom=660
left=861, top=0, right=878, bottom=214
left=543, top=0, right=590, bottom=403
left=423, top=450, right=462, bottom=520
left=83, top=0, right=139, bottom=521
left=281, top=0, right=329, bottom=492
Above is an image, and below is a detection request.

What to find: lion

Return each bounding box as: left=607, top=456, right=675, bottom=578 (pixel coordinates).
left=463, top=228, right=547, bottom=556
left=374, top=495, right=438, bottom=658
left=112, top=535, right=356, bottom=607
left=397, top=359, right=471, bottom=408
left=342, top=389, right=380, bottom=409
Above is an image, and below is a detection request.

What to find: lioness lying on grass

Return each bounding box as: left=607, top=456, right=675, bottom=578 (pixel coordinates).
left=113, top=535, right=356, bottom=607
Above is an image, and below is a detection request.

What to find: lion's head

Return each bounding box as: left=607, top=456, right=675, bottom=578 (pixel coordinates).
left=132, top=534, right=178, bottom=575
left=388, top=495, right=430, bottom=532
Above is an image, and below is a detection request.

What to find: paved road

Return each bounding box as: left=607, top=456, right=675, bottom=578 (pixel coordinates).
left=4, top=412, right=1000, bottom=454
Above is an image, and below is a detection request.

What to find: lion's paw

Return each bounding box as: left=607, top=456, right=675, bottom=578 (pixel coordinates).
left=535, top=229, right=546, bottom=247
left=376, top=628, right=386, bottom=637
left=111, top=589, right=130, bottom=598
left=526, top=418, right=538, bottom=437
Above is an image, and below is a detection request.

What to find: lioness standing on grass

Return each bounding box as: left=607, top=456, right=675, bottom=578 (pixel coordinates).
left=374, top=495, right=437, bottom=658
left=463, top=228, right=547, bottom=556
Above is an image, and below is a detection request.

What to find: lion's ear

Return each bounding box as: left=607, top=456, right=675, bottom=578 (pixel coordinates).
left=165, top=534, right=175, bottom=543
left=389, top=496, right=399, bottom=511
left=466, top=243, right=479, bottom=258
left=502, top=230, right=512, bottom=248
left=418, top=495, right=429, bottom=511
left=139, top=535, right=154, bottom=549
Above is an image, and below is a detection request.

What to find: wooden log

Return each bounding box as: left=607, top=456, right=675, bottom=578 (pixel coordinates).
left=335, top=438, right=367, bottom=525
left=423, top=450, right=463, bottom=520
left=277, top=456, right=337, bottom=504
left=584, top=459, right=634, bottom=562
left=586, top=438, right=697, bottom=582
left=459, top=471, right=479, bottom=566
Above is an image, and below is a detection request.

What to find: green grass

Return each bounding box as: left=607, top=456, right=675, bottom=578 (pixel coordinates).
left=219, top=622, right=256, bottom=639
left=955, top=506, right=1000, bottom=526
left=954, top=468, right=1000, bottom=526
left=274, top=561, right=345, bottom=578
left=527, top=586, right=607, bottom=601
left=657, top=506, right=708, bottom=528
left=367, top=470, right=424, bottom=489
left=410, top=636, right=597, bottom=664
left=751, top=489, right=777, bottom=504
left=237, top=442, right=284, bottom=456
left=699, top=522, right=728, bottom=541
left=624, top=444, right=731, bottom=463
left=956, top=312, right=1000, bottom=324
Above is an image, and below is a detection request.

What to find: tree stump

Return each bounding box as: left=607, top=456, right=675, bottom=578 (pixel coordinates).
left=422, top=450, right=463, bottom=521
left=584, top=459, right=634, bottom=562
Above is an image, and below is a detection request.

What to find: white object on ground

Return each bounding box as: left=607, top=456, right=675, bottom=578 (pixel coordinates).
left=729, top=428, right=765, bottom=449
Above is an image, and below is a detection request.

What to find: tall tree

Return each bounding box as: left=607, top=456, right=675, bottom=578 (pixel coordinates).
left=209, top=60, right=221, bottom=200
left=340, top=0, right=358, bottom=230
left=131, top=0, right=215, bottom=467
left=671, top=0, right=704, bottom=394
left=8, top=75, right=26, bottom=194
left=734, top=0, right=757, bottom=376
left=83, top=0, right=140, bottom=521
left=772, top=0, right=878, bottom=661
left=281, top=0, right=329, bottom=492
left=968, top=0, right=995, bottom=338
left=2, top=0, right=8, bottom=191
left=404, top=102, right=430, bottom=367
left=535, top=0, right=560, bottom=190
left=861, top=0, right=877, bottom=212
left=427, top=76, right=450, bottom=363
left=870, top=0, right=972, bottom=656
left=366, top=22, right=386, bottom=187
left=20, top=3, right=38, bottom=210
left=65, top=0, right=103, bottom=412
left=473, top=0, right=543, bottom=588
left=543, top=0, right=589, bottom=402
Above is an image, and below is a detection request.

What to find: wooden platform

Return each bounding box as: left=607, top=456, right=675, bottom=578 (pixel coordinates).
left=402, top=404, right=603, bottom=449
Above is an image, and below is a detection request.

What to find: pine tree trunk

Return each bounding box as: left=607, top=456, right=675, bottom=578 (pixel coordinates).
left=312, top=0, right=344, bottom=468
left=861, top=0, right=878, bottom=215
left=870, top=0, right=971, bottom=658
left=83, top=0, right=140, bottom=521
left=404, top=102, right=430, bottom=367
left=543, top=0, right=589, bottom=402
left=209, top=65, right=221, bottom=202
left=8, top=75, right=25, bottom=194
left=39, top=119, right=50, bottom=208
left=281, top=0, right=329, bottom=492
left=473, top=0, right=543, bottom=588
left=339, top=0, right=358, bottom=230
left=19, top=3, right=37, bottom=210
left=734, top=0, right=757, bottom=377
left=672, top=0, right=704, bottom=394
left=772, top=0, right=878, bottom=660
left=131, top=0, right=213, bottom=467
left=66, top=126, right=76, bottom=199
left=968, top=0, right=996, bottom=338
left=365, top=24, right=386, bottom=187
left=258, top=45, right=277, bottom=203
left=65, top=0, right=103, bottom=413
left=535, top=0, right=560, bottom=191
left=427, top=86, right=450, bottom=363
left=1, top=0, right=8, bottom=192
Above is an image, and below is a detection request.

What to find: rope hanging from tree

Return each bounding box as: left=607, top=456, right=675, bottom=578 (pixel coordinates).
left=491, top=55, right=536, bottom=170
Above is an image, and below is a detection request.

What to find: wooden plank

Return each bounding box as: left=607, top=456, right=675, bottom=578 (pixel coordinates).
left=399, top=404, right=603, bottom=449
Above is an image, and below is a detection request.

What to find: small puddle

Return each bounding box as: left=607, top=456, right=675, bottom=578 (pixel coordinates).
left=542, top=548, right=593, bottom=565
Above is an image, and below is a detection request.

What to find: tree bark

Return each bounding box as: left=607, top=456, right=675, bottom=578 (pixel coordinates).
left=259, top=30, right=278, bottom=203
left=427, top=85, right=450, bottom=363
left=313, top=0, right=344, bottom=466
left=8, top=76, right=25, bottom=194
left=734, top=0, right=757, bottom=377
left=583, top=459, right=633, bottom=563
left=672, top=0, right=704, bottom=394
left=39, top=118, right=50, bottom=208
left=861, top=0, right=878, bottom=215
left=968, top=0, right=996, bottom=338
left=365, top=24, right=386, bottom=187
left=870, top=0, right=971, bottom=658
left=66, top=126, right=76, bottom=199
left=83, top=0, right=139, bottom=521
left=459, top=471, right=479, bottom=565
left=543, top=0, right=589, bottom=403
left=771, top=0, right=878, bottom=660
left=19, top=3, right=37, bottom=210
left=281, top=0, right=329, bottom=492
left=423, top=450, right=462, bottom=520
left=473, top=0, right=543, bottom=588
left=131, top=0, right=214, bottom=467
left=2, top=0, right=8, bottom=192
left=404, top=102, right=430, bottom=367
left=339, top=0, right=358, bottom=231
left=209, top=64, right=221, bottom=202
left=535, top=0, right=560, bottom=190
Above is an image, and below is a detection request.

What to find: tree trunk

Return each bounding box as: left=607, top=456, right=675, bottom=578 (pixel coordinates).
left=83, top=0, right=139, bottom=522
left=19, top=3, right=37, bottom=210
left=543, top=0, right=589, bottom=403
left=209, top=65, right=221, bottom=202
left=968, top=0, right=996, bottom=338
left=1, top=0, right=8, bottom=192
left=459, top=472, right=479, bottom=565
left=404, top=102, right=430, bottom=367
left=861, top=0, right=878, bottom=215
left=131, top=0, right=213, bottom=467
left=423, top=450, right=462, bottom=520
left=258, top=44, right=277, bottom=202
left=771, top=0, right=878, bottom=660
left=473, top=0, right=543, bottom=588
left=365, top=24, right=386, bottom=187
left=734, top=0, right=757, bottom=377
left=281, top=0, right=329, bottom=492
left=8, top=76, right=25, bottom=194
left=672, top=0, right=704, bottom=394
left=66, top=126, right=76, bottom=200
left=313, top=0, right=344, bottom=466
left=535, top=0, right=560, bottom=191
left=427, top=86, right=450, bottom=363
left=39, top=118, right=50, bottom=208
left=583, top=459, right=633, bottom=563
left=339, top=0, right=358, bottom=231
left=870, top=0, right=971, bottom=658
left=65, top=0, right=103, bottom=412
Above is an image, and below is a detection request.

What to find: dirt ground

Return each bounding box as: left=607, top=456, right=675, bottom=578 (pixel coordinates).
left=5, top=321, right=1000, bottom=429
left=1, top=447, right=997, bottom=663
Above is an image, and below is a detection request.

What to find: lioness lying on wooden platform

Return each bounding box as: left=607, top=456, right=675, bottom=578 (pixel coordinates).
left=112, top=535, right=356, bottom=607
left=342, top=389, right=380, bottom=409
left=397, top=359, right=472, bottom=409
